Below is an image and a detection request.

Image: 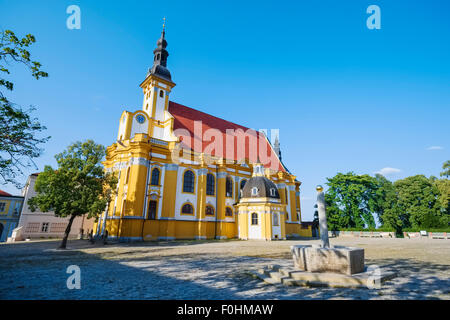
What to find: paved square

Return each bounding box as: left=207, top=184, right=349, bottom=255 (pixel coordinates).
left=0, top=238, right=449, bottom=299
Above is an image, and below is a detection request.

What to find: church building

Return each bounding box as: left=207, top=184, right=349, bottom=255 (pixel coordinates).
left=93, top=26, right=312, bottom=241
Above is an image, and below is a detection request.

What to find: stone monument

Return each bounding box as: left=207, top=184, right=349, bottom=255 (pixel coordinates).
left=252, top=185, right=396, bottom=288
left=291, top=185, right=365, bottom=275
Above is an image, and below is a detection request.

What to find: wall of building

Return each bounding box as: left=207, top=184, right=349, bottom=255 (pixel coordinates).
left=0, top=196, right=24, bottom=242
left=17, top=175, right=94, bottom=240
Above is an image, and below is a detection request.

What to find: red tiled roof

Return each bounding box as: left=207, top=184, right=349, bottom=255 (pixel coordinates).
left=168, top=101, right=285, bottom=172
left=0, top=189, right=12, bottom=196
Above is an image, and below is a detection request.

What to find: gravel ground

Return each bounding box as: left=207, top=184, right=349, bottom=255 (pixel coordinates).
left=0, top=237, right=449, bottom=300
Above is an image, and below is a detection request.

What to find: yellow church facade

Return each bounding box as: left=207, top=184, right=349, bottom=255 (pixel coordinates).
left=93, top=28, right=311, bottom=241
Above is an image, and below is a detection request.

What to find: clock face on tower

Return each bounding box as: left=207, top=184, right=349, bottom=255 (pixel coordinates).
left=136, top=114, right=145, bottom=124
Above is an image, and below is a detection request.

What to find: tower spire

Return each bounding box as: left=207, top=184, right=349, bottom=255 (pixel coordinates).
left=147, top=18, right=172, bottom=81
left=274, top=135, right=282, bottom=161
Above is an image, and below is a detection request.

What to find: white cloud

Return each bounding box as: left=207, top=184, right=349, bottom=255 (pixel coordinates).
left=426, top=146, right=444, bottom=150
left=375, top=167, right=402, bottom=176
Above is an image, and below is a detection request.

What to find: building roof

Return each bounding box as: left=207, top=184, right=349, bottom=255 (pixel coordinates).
left=0, top=189, right=12, bottom=197
left=168, top=101, right=286, bottom=172
left=241, top=176, right=281, bottom=199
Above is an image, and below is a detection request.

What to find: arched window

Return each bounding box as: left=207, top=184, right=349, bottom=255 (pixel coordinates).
left=270, top=188, right=276, bottom=197
left=183, top=170, right=195, bottom=193
left=251, top=212, right=258, bottom=225
left=181, top=203, right=194, bottom=215
left=148, top=200, right=157, bottom=220
left=150, top=168, right=160, bottom=186
left=239, top=179, right=246, bottom=199
left=206, top=173, right=215, bottom=196
left=205, top=205, right=215, bottom=216
left=251, top=187, right=259, bottom=196
left=226, top=176, right=233, bottom=197
left=225, top=207, right=233, bottom=217
left=159, top=90, right=164, bottom=98
left=273, top=212, right=279, bottom=226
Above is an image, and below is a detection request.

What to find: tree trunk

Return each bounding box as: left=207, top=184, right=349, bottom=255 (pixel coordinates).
left=59, top=214, right=77, bottom=249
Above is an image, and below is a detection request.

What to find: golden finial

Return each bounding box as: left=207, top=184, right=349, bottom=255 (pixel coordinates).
left=162, top=17, right=166, bottom=31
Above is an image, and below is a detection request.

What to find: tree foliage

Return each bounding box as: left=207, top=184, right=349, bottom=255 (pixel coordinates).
left=324, top=168, right=449, bottom=232
left=441, top=160, right=450, bottom=178
left=28, top=140, right=117, bottom=249
left=394, top=175, right=444, bottom=229
left=325, top=172, right=378, bottom=230
left=0, top=29, right=49, bottom=187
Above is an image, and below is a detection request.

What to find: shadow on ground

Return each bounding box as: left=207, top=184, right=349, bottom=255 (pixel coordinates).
left=0, top=239, right=448, bottom=300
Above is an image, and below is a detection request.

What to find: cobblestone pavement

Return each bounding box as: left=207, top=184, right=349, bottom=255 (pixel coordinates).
left=0, top=237, right=449, bottom=300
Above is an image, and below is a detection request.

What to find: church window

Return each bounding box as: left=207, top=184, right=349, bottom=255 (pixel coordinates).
left=183, top=170, right=195, bottom=193
left=226, top=176, right=233, bottom=197
left=251, top=213, right=258, bottom=225
left=159, top=90, right=164, bottom=98
left=205, top=205, right=215, bottom=216
left=270, top=188, right=276, bottom=197
left=206, top=173, right=215, bottom=195
left=181, top=203, right=194, bottom=215
left=148, top=200, right=157, bottom=220
left=0, top=202, right=5, bottom=212
left=251, top=187, right=258, bottom=196
left=150, top=168, right=160, bottom=186
left=273, top=213, right=279, bottom=226
left=225, top=207, right=233, bottom=217
left=239, top=179, right=246, bottom=199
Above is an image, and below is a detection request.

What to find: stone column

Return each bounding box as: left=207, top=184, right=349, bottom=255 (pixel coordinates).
left=216, top=165, right=227, bottom=239
left=196, top=166, right=208, bottom=239
left=316, top=185, right=329, bottom=248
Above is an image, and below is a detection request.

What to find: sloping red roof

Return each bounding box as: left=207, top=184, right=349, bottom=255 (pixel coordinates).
left=168, top=101, right=285, bottom=172
left=0, top=190, right=12, bottom=197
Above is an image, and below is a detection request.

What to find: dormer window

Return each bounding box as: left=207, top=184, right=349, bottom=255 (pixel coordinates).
left=270, top=188, right=276, bottom=197
left=251, top=187, right=258, bottom=196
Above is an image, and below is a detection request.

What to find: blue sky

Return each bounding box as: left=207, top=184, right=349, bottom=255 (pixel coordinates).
left=1, top=0, right=449, bottom=220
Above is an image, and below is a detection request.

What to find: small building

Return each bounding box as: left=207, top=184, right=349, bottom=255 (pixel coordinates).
left=236, top=163, right=287, bottom=240
left=14, top=173, right=94, bottom=240
left=0, top=190, right=24, bottom=242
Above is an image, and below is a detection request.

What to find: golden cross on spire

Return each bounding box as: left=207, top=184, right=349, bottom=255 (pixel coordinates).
left=162, top=17, right=166, bottom=31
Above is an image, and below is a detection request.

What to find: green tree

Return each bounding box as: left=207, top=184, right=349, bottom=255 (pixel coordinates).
left=28, top=140, right=117, bottom=249
left=325, top=172, right=379, bottom=230
left=433, top=178, right=450, bottom=224
left=394, top=175, right=444, bottom=229
left=374, top=174, right=404, bottom=233
left=0, top=30, right=49, bottom=187
left=440, top=160, right=450, bottom=178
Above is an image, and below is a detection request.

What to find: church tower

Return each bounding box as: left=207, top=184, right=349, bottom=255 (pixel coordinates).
left=139, top=20, right=177, bottom=140
left=274, top=136, right=282, bottom=161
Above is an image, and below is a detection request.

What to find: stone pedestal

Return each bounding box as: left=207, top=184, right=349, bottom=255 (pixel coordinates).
left=291, top=244, right=365, bottom=275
